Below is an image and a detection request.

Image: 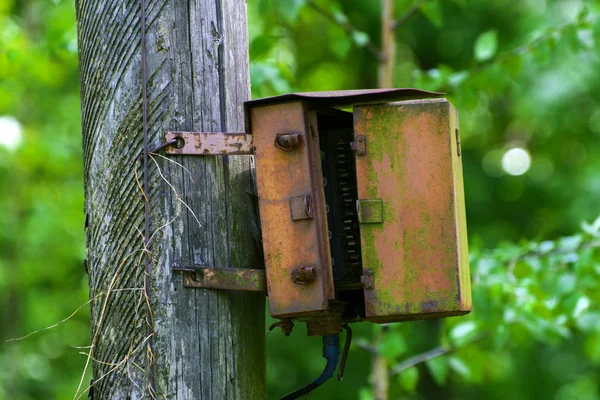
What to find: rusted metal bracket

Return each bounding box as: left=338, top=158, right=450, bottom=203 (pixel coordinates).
left=173, top=266, right=266, bottom=292
left=165, top=131, right=254, bottom=155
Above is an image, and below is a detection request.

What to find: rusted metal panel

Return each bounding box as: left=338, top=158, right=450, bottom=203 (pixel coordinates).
left=179, top=267, right=266, bottom=292
left=250, top=101, right=334, bottom=318
left=164, top=131, right=253, bottom=155
left=354, top=98, right=471, bottom=323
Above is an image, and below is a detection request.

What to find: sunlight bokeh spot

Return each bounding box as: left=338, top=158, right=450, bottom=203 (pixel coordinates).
left=502, top=147, right=531, bottom=176
left=0, top=116, right=23, bottom=151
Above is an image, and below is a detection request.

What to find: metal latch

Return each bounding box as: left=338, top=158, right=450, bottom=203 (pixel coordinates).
left=290, top=194, right=313, bottom=220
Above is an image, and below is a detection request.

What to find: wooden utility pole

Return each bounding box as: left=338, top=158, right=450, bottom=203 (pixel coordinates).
left=76, top=0, right=266, bottom=398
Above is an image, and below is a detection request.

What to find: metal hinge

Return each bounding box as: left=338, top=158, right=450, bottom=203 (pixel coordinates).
left=360, top=269, right=374, bottom=290
left=350, top=135, right=366, bottom=156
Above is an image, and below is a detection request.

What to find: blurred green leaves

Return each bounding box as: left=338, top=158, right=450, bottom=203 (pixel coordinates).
left=421, top=0, right=443, bottom=29
left=474, top=30, right=498, bottom=61
left=0, top=1, right=88, bottom=399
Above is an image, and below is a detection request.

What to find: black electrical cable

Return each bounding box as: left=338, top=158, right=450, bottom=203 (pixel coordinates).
left=281, top=334, right=340, bottom=400
left=338, top=324, right=353, bottom=380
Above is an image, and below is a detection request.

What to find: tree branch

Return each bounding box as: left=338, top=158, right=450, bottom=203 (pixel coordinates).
left=354, top=337, right=378, bottom=355
left=389, top=333, right=486, bottom=377
left=306, top=0, right=383, bottom=60
left=393, top=0, right=429, bottom=30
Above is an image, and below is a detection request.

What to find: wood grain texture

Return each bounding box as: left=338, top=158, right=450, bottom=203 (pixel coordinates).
left=76, top=0, right=266, bottom=398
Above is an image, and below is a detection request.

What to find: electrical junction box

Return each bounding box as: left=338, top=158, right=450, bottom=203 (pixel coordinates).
left=245, top=89, right=471, bottom=331
left=167, top=89, right=471, bottom=336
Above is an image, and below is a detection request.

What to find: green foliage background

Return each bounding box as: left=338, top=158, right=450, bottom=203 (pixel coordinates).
left=1, top=0, right=600, bottom=399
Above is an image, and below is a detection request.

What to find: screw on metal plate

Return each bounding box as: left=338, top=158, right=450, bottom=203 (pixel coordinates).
left=292, top=266, right=316, bottom=284
left=275, top=133, right=302, bottom=151
left=350, top=135, right=367, bottom=156
left=361, top=269, right=374, bottom=290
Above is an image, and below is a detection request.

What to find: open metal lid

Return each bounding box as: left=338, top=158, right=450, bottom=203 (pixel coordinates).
left=245, top=88, right=443, bottom=109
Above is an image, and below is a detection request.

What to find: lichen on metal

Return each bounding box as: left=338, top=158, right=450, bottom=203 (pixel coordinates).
left=354, top=98, right=471, bottom=322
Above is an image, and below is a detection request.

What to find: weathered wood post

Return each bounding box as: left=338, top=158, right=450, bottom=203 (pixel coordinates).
left=76, top=0, right=266, bottom=398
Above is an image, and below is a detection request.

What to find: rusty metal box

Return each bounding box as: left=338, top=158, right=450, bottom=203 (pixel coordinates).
left=245, top=89, right=471, bottom=323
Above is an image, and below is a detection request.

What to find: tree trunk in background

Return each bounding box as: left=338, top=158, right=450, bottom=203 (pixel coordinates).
left=369, top=2, right=396, bottom=398
left=76, top=0, right=266, bottom=398
left=378, top=0, right=396, bottom=88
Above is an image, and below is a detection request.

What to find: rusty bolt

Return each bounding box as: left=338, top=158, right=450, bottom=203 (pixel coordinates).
left=292, top=266, right=316, bottom=284
left=275, top=133, right=302, bottom=151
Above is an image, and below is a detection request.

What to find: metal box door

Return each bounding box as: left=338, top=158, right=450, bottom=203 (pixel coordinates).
left=353, top=98, right=471, bottom=322
left=250, top=101, right=335, bottom=318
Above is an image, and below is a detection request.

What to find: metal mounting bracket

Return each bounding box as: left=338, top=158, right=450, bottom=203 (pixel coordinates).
left=165, top=131, right=254, bottom=155
left=173, top=266, right=266, bottom=292
left=164, top=131, right=263, bottom=293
